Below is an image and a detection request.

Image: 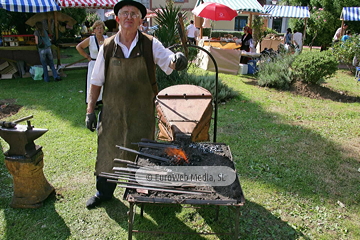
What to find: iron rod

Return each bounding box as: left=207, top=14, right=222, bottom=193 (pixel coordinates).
left=107, top=179, right=205, bottom=195
left=132, top=142, right=179, bottom=149
left=116, top=145, right=171, bottom=162
left=100, top=173, right=203, bottom=189
left=114, top=158, right=137, bottom=165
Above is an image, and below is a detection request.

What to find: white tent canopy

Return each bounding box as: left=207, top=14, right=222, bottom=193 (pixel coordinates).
left=0, top=0, right=60, bottom=12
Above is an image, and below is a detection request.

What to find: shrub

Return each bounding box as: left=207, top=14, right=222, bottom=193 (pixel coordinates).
left=332, top=34, right=360, bottom=71
left=291, top=50, right=338, bottom=84
left=257, top=53, right=296, bottom=90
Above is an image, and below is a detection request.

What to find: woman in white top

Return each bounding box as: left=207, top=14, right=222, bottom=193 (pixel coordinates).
left=76, top=20, right=108, bottom=105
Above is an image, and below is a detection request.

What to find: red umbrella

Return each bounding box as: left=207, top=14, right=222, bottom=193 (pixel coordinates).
left=192, top=2, right=238, bottom=21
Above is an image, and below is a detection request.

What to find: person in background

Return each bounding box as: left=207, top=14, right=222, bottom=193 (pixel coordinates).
left=284, top=28, right=293, bottom=52
left=333, top=23, right=348, bottom=43
left=34, top=21, right=61, bottom=82
left=237, top=26, right=254, bottom=64
left=341, top=30, right=351, bottom=42
left=186, top=20, right=197, bottom=45
left=85, top=0, right=188, bottom=209
left=292, top=30, right=303, bottom=53
left=76, top=20, right=108, bottom=106
left=140, top=20, right=149, bottom=34
left=80, top=23, right=88, bottom=36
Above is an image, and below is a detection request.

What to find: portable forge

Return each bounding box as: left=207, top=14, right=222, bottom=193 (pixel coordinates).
left=100, top=84, right=245, bottom=239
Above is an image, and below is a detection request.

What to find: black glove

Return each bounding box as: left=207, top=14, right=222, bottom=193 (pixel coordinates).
left=172, top=52, right=188, bottom=71
left=85, top=112, right=97, bottom=132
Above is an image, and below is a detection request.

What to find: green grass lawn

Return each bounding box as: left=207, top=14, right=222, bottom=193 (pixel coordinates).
left=0, top=60, right=359, bottom=239
left=59, top=46, right=86, bottom=65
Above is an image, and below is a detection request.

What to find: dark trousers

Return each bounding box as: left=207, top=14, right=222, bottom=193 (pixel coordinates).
left=95, top=176, right=117, bottom=200
left=187, top=37, right=196, bottom=45
left=240, top=56, right=250, bottom=64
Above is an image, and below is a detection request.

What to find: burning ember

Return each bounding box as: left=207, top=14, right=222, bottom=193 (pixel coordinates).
left=165, top=147, right=189, bottom=165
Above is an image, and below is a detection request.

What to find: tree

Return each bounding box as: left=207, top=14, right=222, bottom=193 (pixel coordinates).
left=333, top=34, right=360, bottom=71
left=60, top=8, right=87, bottom=38
left=154, top=0, right=182, bottom=48
left=0, top=10, right=35, bottom=34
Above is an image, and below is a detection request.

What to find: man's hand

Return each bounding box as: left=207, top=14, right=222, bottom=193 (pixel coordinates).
left=85, top=113, right=97, bottom=132
left=171, top=52, right=188, bottom=71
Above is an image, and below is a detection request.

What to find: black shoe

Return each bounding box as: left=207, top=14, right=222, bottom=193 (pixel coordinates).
left=86, top=196, right=102, bottom=209
left=55, top=77, right=62, bottom=82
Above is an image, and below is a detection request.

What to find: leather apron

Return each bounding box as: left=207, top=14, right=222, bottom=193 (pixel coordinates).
left=95, top=43, right=155, bottom=175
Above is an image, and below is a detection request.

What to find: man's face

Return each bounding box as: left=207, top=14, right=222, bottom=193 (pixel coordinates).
left=116, top=6, right=142, bottom=32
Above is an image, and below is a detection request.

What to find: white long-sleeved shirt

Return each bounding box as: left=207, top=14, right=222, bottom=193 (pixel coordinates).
left=90, top=31, right=174, bottom=86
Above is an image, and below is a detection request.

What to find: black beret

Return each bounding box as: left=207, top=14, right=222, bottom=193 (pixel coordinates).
left=114, top=0, right=147, bottom=19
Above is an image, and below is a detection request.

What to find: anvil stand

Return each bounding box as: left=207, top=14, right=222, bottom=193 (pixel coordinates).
left=0, top=119, right=54, bottom=208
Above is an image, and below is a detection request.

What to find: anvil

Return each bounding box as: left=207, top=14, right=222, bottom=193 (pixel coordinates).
left=0, top=123, right=48, bottom=157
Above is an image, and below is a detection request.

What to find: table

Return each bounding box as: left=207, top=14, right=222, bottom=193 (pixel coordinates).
left=260, top=39, right=283, bottom=51
left=0, top=45, right=58, bottom=66
left=2, top=34, right=35, bottom=47
left=202, top=40, right=238, bottom=49
left=196, top=45, right=261, bottom=75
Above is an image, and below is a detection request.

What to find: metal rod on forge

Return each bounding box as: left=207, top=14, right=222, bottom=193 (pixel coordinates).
left=107, top=179, right=205, bottom=195
left=115, top=145, right=171, bottom=162
left=100, top=172, right=203, bottom=189
left=132, top=142, right=179, bottom=150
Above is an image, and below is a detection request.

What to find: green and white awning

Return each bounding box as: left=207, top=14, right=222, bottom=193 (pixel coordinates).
left=195, top=0, right=266, bottom=14
left=263, top=5, right=310, bottom=18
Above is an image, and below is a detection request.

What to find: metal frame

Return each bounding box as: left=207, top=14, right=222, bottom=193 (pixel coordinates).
left=169, top=44, right=219, bottom=142
left=125, top=197, right=243, bottom=240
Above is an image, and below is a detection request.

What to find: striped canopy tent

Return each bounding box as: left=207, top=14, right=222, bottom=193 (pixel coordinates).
left=195, top=0, right=266, bottom=14
left=262, top=5, right=310, bottom=43
left=57, top=0, right=117, bottom=9
left=340, top=7, right=360, bottom=21
left=263, top=5, right=310, bottom=19
left=0, top=0, right=60, bottom=12
left=339, top=7, right=360, bottom=38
